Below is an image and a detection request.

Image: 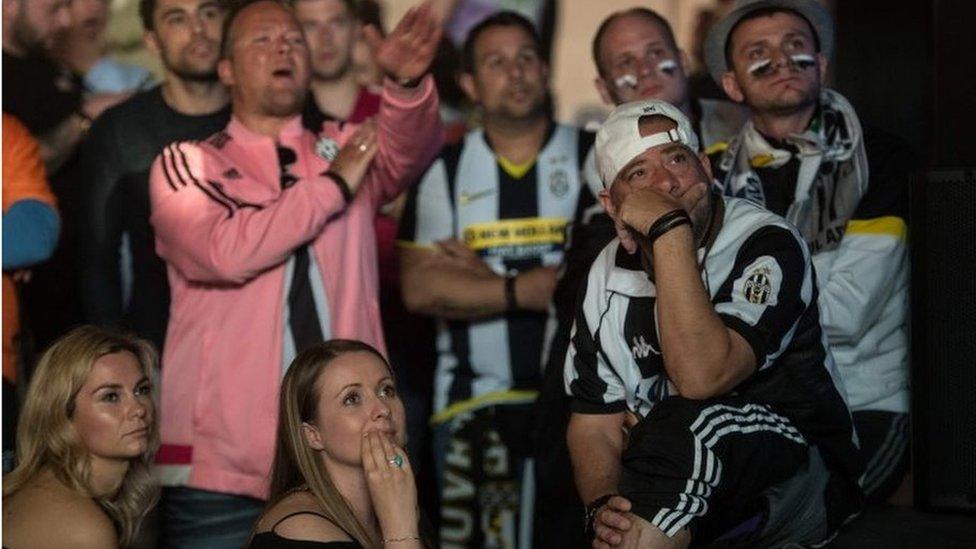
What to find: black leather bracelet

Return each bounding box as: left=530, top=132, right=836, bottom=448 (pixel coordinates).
left=584, top=493, right=616, bottom=539
left=645, top=209, right=691, bottom=245
left=504, top=274, right=518, bottom=311
left=324, top=170, right=353, bottom=204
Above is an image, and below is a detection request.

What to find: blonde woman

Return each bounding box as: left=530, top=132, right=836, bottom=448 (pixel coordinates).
left=249, top=340, right=425, bottom=548
left=2, top=326, right=159, bottom=548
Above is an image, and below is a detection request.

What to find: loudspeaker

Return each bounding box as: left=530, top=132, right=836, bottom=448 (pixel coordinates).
left=911, top=168, right=976, bottom=512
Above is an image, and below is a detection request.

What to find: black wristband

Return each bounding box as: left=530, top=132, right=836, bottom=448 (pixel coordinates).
left=645, top=209, right=691, bottom=245
left=504, top=274, right=518, bottom=311
left=324, top=170, right=353, bottom=204
left=584, top=493, right=616, bottom=539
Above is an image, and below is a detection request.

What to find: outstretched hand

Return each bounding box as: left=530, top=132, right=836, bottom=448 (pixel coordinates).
left=365, top=1, right=442, bottom=84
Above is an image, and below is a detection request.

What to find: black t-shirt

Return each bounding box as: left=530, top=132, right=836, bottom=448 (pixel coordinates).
left=2, top=50, right=81, bottom=134
left=78, top=86, right=230, bottom=351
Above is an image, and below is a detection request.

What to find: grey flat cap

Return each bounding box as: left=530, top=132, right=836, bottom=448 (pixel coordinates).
left=703, top=0, right=833, bottom=85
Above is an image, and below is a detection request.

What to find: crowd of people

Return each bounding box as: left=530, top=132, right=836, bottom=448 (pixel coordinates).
left=2, top=0, right=914, bottom=547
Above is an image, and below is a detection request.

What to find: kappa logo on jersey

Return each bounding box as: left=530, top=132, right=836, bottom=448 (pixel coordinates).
left=743, top=267, right=773, bottom=304
left=315, top=137, right=340, bottom=162
left=549, top=169, right=569, bottom=198
left=631, top=335, right=656, bottom=359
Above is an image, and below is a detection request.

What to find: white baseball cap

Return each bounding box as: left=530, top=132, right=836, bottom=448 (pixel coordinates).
left=595, top=100, right=700, bottom=187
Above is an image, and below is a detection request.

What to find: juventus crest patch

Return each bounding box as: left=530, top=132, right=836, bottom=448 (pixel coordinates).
left=315, top=137, right=340, bottom=162
left=549, top=169, right=569, bottom=198
left=743, top=267, right=773, bottom=304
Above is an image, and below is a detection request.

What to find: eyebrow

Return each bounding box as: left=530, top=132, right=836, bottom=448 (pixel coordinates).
left=659, top=143, right=687, bottom=155
left=334, top=376, right=394, bottom=397
left=336, top=383, right=362, bottom=397
left=160, top=7, right=186, bottom=19
left=91, top=377, right=149, bottom=395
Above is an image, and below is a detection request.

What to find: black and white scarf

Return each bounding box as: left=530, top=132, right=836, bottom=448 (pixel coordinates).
left=714, top=89, right=869, bottom=255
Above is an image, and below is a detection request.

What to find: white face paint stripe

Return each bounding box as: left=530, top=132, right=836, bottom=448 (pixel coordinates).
left=747, top=58, right=772, bottom=76
left=790, top=53, right=816, bottom=68
left=614, top=73, right=638, bottom=89
left=657, top=59, right=678, bottom=75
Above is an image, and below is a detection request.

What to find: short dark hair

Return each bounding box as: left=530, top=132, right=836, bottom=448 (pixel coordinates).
left=288, top=0, right=356, bottom=16
left=220, top=0, right=291, bottom=59
left=723, top=7, right=821, bottom=68
left=592, top=8, right=678, bottom=78
left=140, top=0, right=230, bottom=32
left=461, top=11, right=543, bottom=74
left=138, top=0, right=157, bottom=30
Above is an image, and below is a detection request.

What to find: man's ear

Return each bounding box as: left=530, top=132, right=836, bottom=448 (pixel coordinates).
left=721, top=71, right=744, bottom=103
left=594, top=75, right=614, bottom=106
left=144, top=31, right=160, bottom=56
left=598, top=188, right=616, bottom=216
left=2, top=0, right=21, bottom=22
left=302, top=422, right=324, bottom=451
left=698, top=150, right=714, bottom=181
left=817, top=52, right=828, bottom=83
left=458, top=71, right=478, bottom=103
left=217, top=58, right=234, bottom=87
left=678, top=49, right=691, bottom=76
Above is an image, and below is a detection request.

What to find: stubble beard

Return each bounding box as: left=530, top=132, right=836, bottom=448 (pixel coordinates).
left=745, top=71, right=820, bottom=117
left=312, top=53, right=353, bottom=83
left=11, top=12, right=46, bottom=56
left=162, top=41, right=221, bottom=83
left=262, top=87, right=307, bottom=117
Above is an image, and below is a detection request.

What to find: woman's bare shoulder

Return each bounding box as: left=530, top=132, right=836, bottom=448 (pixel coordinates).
left=254, top=491, right=354, bottom=543
left=4, top=480, right=116, bottom=548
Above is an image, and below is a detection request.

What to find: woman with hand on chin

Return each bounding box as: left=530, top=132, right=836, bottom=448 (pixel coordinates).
left=2, top=326, right=159, bottom=548
left=249, top=340, right=425, bottom=549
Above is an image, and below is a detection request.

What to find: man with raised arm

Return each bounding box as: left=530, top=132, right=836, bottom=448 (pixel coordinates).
left=148, top=1, right=442, bottom=546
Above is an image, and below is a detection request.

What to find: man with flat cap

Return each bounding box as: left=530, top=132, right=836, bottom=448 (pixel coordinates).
left=705, top=0, right=915, bottom=503
left=564, top=99, right=863, bottom=548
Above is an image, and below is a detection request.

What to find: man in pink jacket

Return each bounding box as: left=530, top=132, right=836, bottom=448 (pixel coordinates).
left=147, top=1, right=442, bottom=546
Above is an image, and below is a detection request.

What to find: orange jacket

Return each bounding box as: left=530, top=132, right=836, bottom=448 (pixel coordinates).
left=2, top=114, right=58, bottom=380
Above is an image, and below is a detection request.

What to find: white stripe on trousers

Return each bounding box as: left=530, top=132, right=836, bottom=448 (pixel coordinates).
left=652, top=403, right=807, bottom=537
left=862, top=414, right=909, bottom=495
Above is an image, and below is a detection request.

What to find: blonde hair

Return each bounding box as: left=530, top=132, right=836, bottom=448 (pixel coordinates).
left=265, top=340, right=394, bottom=548
left=2, top=325, right=161, bottom=547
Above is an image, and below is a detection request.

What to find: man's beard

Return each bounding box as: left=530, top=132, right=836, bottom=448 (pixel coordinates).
left=161, top=46, right=220, bottom=83
left=170, top=66, right=219, bottom=83
left=745, top=73, right=820, bottom=117
left=312, top=53, right=353, bottom=82
left=261, top=88, right=306, bottom=117
left=11, top=13, right=47, bottom=56
left=490, top=90, right=548, bottom=126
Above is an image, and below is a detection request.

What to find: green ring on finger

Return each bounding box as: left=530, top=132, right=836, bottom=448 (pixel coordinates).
left=387, top=454, right=404, bottom=468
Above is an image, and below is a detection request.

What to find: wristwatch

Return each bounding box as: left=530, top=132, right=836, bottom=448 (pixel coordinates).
left=584, top=494, right=615, bottom=539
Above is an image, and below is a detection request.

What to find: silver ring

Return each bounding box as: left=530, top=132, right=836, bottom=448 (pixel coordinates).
left=387, top=454, right=404, bottom=468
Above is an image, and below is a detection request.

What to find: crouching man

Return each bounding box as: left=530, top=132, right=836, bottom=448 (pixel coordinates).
left=564, top=100, right=863, bottom=548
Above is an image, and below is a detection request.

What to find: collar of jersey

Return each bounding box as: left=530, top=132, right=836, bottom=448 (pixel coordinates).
left=606, top=241, right=656, bottom=298
left=227, top=115, right=304, bottom=144
left=496, top=154, right=537, bottom=179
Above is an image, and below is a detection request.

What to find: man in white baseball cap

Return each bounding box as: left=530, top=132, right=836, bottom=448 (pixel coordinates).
left=564, top=99, right=864, bottom=548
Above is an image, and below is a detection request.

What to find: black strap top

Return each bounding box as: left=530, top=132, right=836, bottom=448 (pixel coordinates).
left=247, top=511, right=363, bottom=549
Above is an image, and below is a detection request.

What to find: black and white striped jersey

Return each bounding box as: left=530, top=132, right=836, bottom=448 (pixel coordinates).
left=399, top=123, right=595, bottom=421
left=565, top=196, right=862, bottom=478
